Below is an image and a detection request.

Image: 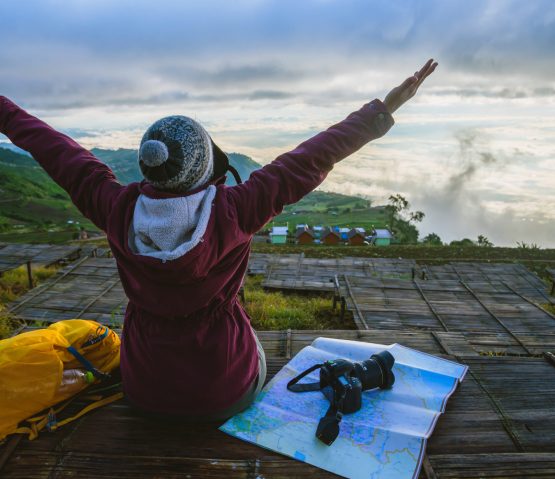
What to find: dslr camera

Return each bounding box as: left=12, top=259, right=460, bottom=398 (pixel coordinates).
left=287, top=350, right=395, bottom=445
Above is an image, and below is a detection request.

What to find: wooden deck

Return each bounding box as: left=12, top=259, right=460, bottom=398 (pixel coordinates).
left=0, top=243, right=81, bottom=273
left=247, top=253, right=305, bottom=275
left=7, top=256, right=127, bottom=324
left=334, top=275, right=555, bottom=353
left=1, top=330, right=555, bottom=478
left=420, top=262, right=552, bottom=304
left=262, top=256, right=416, bottom=291
left=1, top=250, right=555, bottom=478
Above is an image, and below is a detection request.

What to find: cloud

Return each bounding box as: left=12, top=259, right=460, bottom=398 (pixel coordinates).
left=1, top=0, right=554, bottom=110
left=447, top=129, right=502, bottom=193
left=428, top=86, right=555, bottom=99
left=1, top=0, right=554, bottom=246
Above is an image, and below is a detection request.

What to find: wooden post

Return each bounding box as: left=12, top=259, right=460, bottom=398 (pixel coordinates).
left=26, top=261, right=34, bottom=289
left=285, top=328, right=292, bottom=359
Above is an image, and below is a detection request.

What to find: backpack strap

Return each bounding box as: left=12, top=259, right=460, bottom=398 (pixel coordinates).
left=13, top=392, right=123, bottom=440
left=66, top=346, right=111, bottom=380
left=50, top=392, right=124, bottom=430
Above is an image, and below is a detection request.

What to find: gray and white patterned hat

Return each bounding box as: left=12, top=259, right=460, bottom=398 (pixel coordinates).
left=138, top=115, right=214, bottom=192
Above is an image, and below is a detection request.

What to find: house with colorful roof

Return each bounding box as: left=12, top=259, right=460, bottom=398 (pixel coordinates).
left=368, top=228, right=393, bottom=246
left=321, top=227, right=341, bottom=245
left=347, top=227, right=366, bottom=246
left=295, top=226, right=314, bottom=245
left=269, top=226, right=288, bottom=244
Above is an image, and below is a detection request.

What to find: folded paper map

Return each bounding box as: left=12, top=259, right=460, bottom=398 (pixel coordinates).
left=220, top=337, right=467, bottom=479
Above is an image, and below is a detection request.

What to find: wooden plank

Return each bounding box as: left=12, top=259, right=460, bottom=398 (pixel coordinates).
left=262, top=257, right=416, bottom=292
left=2, top=444, right=336, bottom=478
left=0, top=358, right=520, bottom=473
left=427, top=453, right=555, bottom=478
left=7, top=257, right=126, bottom=325
left=461, top=357, right=555, bottom=452
left=336, top=276, right=555, bottom=354
left=0, top=243, right=81, bottom=273
left=4, top=340, right=555, bottom=477
left=421, top=262, right=550, bottom=304
left=6, top=255, right=93, bottom=313
left=247, top=253, right=304, bottom=275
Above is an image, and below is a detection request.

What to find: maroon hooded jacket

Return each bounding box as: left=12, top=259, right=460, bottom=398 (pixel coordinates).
left=0, top=95, right=394, bottom=414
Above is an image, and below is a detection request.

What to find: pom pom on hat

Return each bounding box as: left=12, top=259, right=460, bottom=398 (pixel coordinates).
left=139, top=140, right=169, bottom=167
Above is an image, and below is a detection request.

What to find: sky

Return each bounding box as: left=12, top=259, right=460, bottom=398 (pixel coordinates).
left=0, top=0, right=554, bottom=246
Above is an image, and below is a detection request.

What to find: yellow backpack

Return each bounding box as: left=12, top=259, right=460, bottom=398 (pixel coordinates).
left=0, top=320, right=122, bottom=441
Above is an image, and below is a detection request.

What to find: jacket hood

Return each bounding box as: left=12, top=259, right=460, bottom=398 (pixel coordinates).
left=120, top=178, right=229, bottom=287
left=127, top=185, right=216, bottom=263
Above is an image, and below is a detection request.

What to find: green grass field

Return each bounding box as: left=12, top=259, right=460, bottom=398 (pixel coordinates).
left=272, top=190, right=387, bottom=230
left=0, top=264, right=59, bottom=339
left=273, top=208, right=387, bottom=231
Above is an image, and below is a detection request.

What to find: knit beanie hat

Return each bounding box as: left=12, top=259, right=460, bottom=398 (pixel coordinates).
left=138, top=116, right=214, bottom=192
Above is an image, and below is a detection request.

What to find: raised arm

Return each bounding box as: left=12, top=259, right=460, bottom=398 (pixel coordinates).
left=0, top=96, right=124, bottom=231
left=225, top=59, right=438, bottom=236
left=225, top=99, right=394, bottom=235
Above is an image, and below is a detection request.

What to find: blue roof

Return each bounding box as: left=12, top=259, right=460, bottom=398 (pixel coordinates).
left=374, top=229, right=392, bottom=238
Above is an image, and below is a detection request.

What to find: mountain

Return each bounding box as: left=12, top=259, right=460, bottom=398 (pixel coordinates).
left=0, top=145, right=386, bottom=237
left=0, top=148, right=87, bottom=231
left=226, top=153, right=260, bottom=185
left=0, top=146, right=266, bottom=233
left=0, top=143, right=261, bottom=186
left=91, top=148, right=260, bottom=186
left=0, top=142, right=31, bottom=157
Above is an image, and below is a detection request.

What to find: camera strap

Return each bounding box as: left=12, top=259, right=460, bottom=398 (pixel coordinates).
left=286, top=364, right=324, bottom=392
left=286, top=363, right=349, bottom=446
left=316, top=389, right=346, bottom=445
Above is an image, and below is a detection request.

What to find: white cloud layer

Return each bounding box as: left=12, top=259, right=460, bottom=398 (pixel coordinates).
left=0, top=0, right=553, bottom=246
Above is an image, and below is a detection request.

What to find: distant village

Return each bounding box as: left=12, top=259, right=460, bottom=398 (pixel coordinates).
left=266, top=225, right=393, bottom=246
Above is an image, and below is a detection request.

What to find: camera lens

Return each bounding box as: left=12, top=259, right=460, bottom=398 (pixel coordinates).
left=352, top=350, right=395, bottom=391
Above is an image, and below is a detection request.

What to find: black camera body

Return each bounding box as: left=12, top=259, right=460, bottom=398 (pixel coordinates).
left=319, top=358, right=363, bottom=414
left=288, top=350, right=396, bottom=445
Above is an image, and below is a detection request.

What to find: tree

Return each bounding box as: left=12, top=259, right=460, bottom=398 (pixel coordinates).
left=410, top=211, right=425, bottom=223
left=477, top=235, right=493, bottom=247
left=421, top=233, right=443, bottom=246
left=385, top=194, right=425, bottom=244
left=388, top=194, right=409, bottom=212
left=385, top=195, right=406, bottom=228
left=394, top=221, right=419, bottom=244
